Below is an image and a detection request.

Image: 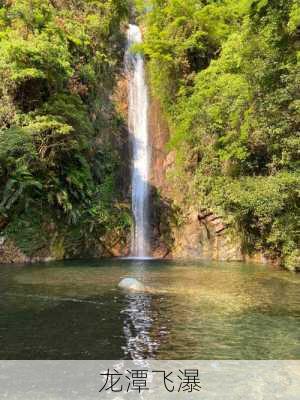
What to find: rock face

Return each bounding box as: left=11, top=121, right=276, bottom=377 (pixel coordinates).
left=149, top=96, right=171, bottom=193
left=112, top=73, right=131, bottom=201
left=118, top=278, right=145, bottom=292
left=0, top=73, right=280, bottom=266
left=147, top=93, right=279, bottom=265
left=147, top=93, right=239, bottom=261
left=172, top=210, right=243, bottom=261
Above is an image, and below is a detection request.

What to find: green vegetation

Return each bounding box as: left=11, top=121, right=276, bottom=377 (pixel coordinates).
left=138, top=0, right=300, bottom=270
left=0, top=0, right=298, bottom=269
left=0, top=0, right=130, bottom=258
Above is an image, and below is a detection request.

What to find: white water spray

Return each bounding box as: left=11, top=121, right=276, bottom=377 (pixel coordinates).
left=125, top=24, right=150, bottom=257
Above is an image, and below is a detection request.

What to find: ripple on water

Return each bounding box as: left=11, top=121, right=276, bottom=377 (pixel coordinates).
left=0, top=259, right=299, bottom=359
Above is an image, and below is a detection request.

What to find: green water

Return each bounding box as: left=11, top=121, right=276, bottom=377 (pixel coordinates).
left=0, top=259, right=299, bottom=359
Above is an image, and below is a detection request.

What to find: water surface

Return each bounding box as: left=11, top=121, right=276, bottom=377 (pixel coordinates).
left=0, top=259, right=299, bottom=359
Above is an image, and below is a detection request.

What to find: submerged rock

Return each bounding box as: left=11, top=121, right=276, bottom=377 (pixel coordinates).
left=118, top=278, right=145, bottom=293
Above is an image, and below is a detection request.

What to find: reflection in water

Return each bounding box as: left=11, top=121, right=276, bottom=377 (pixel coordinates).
left=121, top=293, right=166, bottom=359
left=0, top=259, right=299, bottom=359
left=122, top=293, right=154, bottom=359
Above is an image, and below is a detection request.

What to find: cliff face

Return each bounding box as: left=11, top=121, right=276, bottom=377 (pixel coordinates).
left=148, top=93, right=279, bottom=265
left=149, top=98, right=171, bottom=192
left=0, top=64, right=280, bottom=266
left=172, top=211, right=243, bottom=261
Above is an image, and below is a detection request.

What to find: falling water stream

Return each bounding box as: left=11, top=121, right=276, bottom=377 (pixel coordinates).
left=126, top=24, right=150, bottom=258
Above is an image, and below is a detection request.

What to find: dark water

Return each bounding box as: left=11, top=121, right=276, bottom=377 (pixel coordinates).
left=0, top=259, right=299, bottom=360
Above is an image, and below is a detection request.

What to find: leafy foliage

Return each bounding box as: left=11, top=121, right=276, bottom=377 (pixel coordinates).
left=139, top=0, right=300, bottom=270
left=0, top=0, right=130, bottom=257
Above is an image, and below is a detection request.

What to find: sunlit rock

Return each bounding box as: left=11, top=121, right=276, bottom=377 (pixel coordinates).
left=118, top=278, right=145, bottom=293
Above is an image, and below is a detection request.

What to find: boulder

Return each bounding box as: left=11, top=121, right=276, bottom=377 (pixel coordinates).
left=118, top=278, right=145, bottom=293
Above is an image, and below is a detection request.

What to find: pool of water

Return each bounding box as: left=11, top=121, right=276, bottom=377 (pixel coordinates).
left=0, top=259, right=299, bottom=359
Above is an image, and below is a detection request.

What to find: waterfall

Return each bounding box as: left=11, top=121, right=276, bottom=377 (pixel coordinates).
left=125, top=24, right=150, bottom=258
